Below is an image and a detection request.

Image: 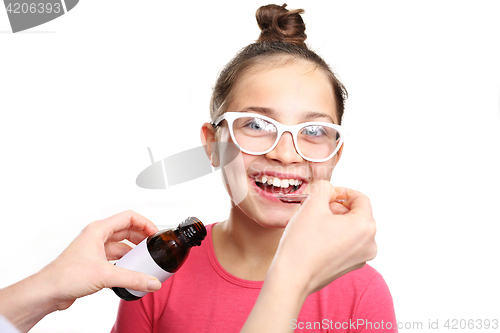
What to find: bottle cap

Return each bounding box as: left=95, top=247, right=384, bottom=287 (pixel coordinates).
left=179, top=217, right=207, bottom=247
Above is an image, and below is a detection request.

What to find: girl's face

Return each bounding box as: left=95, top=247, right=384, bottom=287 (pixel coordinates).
left=205, top=59, right=343, bottom=229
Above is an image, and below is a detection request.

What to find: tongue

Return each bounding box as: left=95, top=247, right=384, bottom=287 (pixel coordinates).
left=260, top=183, right=295, bottom=194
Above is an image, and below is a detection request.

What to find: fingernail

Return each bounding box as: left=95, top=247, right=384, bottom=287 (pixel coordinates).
left=147, top=278, right=161, bottom=291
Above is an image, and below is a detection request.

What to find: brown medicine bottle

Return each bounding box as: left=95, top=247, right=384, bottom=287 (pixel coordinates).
left=112, top=216, right=206, bottom=301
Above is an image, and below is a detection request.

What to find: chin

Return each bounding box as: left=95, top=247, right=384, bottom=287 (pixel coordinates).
left=238, top=198, right=298, bottom=229
left=257, top=215, right=291, bottom=229
left=227, top=174, right=304, bottom=229
left=252, top=218, right=289, bottom=230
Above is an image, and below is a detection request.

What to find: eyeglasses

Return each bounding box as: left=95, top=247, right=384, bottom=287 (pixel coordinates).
left=212, top=112, right=347, bottom=162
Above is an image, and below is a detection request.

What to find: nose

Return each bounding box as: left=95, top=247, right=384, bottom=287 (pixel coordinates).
left=265, top=132, right=304, bottom=164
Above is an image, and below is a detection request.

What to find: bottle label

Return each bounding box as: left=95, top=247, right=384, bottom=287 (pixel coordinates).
left=115, top=238, right=174, bottom=297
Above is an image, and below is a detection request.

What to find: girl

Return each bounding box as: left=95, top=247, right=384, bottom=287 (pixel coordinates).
left=112, top=4, right=396, bottom=332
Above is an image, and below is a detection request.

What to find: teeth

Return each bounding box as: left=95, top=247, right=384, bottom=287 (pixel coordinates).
left=255, top=176, right=303, bottom=188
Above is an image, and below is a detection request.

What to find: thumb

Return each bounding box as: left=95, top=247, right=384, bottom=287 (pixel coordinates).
left=105, top=265, right=162, bottom=292
left=306, top=179, right=337, bottom=206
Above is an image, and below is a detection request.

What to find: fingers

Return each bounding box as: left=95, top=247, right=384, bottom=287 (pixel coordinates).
left=94, top=210, right=159, bottom=242
left=105, top=242, right=133, bottom=261
left=339, top=190, right=373, bottom=217
left=106, top=228, right=150, bottom=245
left=307, top=180, right=353, bottom=206
left=307, top=180, right=373, bottom=217
left=306, top=180, right=336, bottom=205
left=306, top=179, right=377, bottom=259
left=103, top=264, right=162, bottom=292
left=329, top=202, right=349, bottom=214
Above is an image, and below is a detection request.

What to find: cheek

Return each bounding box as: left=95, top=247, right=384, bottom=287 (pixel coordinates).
left=220, top=150, right=248, bottom=205
left=242, top=154, right=262, bottom=176
left=218, top=143, right=260, bottom=205
left=310, top=161, right=335, bottom=180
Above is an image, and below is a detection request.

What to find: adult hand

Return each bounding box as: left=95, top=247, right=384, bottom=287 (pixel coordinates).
left=40, top=210, right=162, bottom=310
left=0, top=210, right=161, bottom=333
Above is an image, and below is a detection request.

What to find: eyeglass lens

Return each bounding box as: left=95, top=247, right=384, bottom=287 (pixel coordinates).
left=232, top=116, right=340, bottom=160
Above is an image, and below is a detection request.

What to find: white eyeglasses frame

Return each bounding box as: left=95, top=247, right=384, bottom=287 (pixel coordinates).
left=212, top=112, right=348, bottom=163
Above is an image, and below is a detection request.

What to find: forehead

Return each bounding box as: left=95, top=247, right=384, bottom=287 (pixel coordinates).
left=226, top=59, right=339, bottom=124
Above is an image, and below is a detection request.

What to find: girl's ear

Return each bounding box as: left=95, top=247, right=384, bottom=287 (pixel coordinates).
left=200, top=123, right=220, bottom=167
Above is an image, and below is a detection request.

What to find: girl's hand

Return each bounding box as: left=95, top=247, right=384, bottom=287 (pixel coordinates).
left=242, top=181, right=377, bottom=333
left=273, top=180, right=377, bottom=296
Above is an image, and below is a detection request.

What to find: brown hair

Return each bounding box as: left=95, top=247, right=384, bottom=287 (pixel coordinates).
left=210, top=4, right=347, bottom=125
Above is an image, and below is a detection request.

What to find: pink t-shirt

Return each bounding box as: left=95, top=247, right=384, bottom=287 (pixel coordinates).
left=111, top=223, right=397, bottom=332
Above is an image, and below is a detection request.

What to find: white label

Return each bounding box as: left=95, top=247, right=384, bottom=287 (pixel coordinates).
left=115, top=238, right=174, bottom=297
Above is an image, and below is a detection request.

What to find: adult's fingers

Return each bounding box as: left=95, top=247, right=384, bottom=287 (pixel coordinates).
left=105, top=242, right=134, bottom=261
left=105, top=228, right=150, bottom=245
left=93, top=210, right=158, bottom=242
left=103, top=264, right=162, bottom=292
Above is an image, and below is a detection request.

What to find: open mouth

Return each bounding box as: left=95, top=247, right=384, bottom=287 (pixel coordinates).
left=253, top=176, right=303, bottom=195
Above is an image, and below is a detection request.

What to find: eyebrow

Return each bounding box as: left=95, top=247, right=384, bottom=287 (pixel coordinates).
left=303, top=111, right=336, bottom=124
left=240, top=107, right=336, bottom=124
left=241, top=107, right=276, bottom=117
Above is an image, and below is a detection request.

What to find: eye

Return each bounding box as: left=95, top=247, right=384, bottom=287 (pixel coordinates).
left=244, top=118, right=275, bottom=132
left=301, top=125, right=327, bottom=137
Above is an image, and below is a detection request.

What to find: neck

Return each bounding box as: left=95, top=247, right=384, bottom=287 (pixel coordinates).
left=213, top=204, right=285, bottom=281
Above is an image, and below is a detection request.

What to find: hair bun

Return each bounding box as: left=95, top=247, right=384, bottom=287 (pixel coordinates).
left=256, top=4, right=307, bottom=47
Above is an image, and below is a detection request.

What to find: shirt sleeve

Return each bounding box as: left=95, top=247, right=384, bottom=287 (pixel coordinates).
left=352, top=271, right=398, bottom=332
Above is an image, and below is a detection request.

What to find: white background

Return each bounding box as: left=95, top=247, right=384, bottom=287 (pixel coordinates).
left=1, top=1, right=499, bottom=332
